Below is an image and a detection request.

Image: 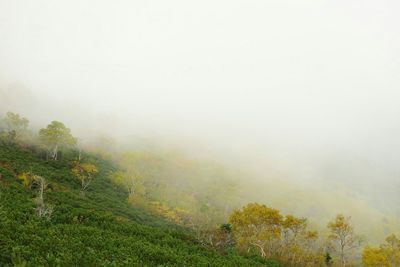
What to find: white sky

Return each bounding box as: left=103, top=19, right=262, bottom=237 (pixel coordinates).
left=1, top=1, right=400, bottom=212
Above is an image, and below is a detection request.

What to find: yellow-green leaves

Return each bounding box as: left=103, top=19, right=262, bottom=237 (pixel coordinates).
left=362, top=246, right=390, bottom=266
left=229, top=203, right=283, bottom=258
left=109, top=170, right=146, bottom=205
left=228, top=203, right=323, bottom=265
left=327, top=214, right=362, bottom=267
left=72, top=161, right=98, bottom=191
left=282, top=215, right=307, bottom=236
left=362, top=234, right=400, bottom=267
left=18, top=172, right=33, bottom=188
left=39, top=121, right=77, bottom=160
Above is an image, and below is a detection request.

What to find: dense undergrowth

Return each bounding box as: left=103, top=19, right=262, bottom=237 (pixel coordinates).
left=0, top=142, right=280, bottom=266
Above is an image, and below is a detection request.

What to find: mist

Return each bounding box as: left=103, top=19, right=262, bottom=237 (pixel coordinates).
left=1, top=0, right=400, bottom=243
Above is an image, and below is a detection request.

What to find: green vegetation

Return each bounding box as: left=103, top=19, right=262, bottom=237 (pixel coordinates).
left=0, top=118, right=280, bottom=266
left=1, top=112, right=399, bottom=266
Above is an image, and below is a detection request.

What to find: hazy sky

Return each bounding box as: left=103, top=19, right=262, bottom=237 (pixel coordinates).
left=1, top=1, right=400, bottom=208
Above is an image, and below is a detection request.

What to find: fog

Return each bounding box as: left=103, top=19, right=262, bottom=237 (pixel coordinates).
left=1, top=0, right=399, bottom=241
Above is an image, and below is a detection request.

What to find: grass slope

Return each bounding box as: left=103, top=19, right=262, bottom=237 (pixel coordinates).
left=0, top=143, right=281, bottom=266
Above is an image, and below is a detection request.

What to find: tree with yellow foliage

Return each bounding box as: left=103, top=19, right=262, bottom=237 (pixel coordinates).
left=281, top=215, right=308, bottom=264
left=282, top=215, right=307, bottom=248
left=18, top=171, right=35, bottom=189
left=327, top=214, right=362, bottom=267
left=362, top=246, right=389, bottom=266
left=229, top=203, right=283, bottom=258
left=72, top=161, right=98, bottom=191
left=385, top=234, right=400, bottom=266
left=362, top=234, right=400, bottom=267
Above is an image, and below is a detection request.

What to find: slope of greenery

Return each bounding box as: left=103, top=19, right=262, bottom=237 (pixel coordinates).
left=0, top=142, right=280, bottom=266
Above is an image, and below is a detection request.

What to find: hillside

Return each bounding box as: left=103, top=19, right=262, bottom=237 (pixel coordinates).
left=0, top=142, right=280, bottom=266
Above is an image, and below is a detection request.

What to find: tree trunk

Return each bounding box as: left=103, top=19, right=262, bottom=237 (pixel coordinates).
left=251, top=243, right=266, bottom=258
left=36, top=176, right=46, bottom=217
left=259, top=246, right=266, bottom=258
left=82, top=174, right=91, bottom=191
left=129, top=186, right=135, bottom=196
left=39, top=178, right=44, bottom=200
left=52, top=144, right=59, bottom=160
left=341, top=252, right=346, bottom=267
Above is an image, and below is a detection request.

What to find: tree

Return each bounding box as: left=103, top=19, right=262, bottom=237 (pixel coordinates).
left=18, top=172, right=53, bottom=219
left=362, top=246, right=389, bottom=266
left=197, top=223, right=235, bottom=253
left=32, top=175, right=53, bottom=219
left=229, top=203, right=283, bottom=258
left=39, top=121, right=77, bottom=160
left=327, top=214, right=362, bottom=267
left=111, top=153, right=152, bottom=205
left=384, top=234, right=400, bottom=266
left=362, top=234, right=400, bottom=267
left=0, top=112, right=29, bottom=142
left=281, top=215, right=309, bottom=265
left=72, top=161, right=98, bottom=191
left=109, top=170, right=144, bottom=200
left=282, top=215, right=307, bottom=247
left=300, top=230, right=322, bottom=266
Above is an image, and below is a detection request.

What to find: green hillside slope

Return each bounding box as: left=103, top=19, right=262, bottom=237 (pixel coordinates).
left=0, top=143, right=280, bottom=266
